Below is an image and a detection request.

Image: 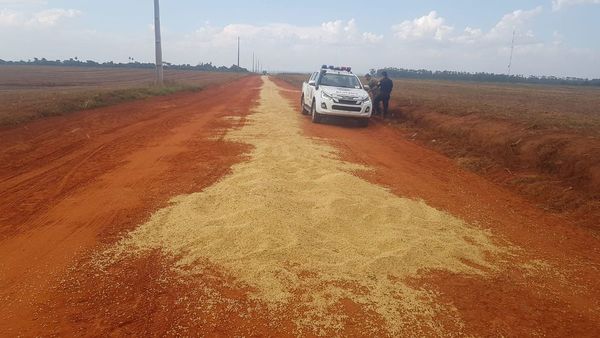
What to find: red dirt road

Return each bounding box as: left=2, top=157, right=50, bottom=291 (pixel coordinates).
left=0, top=76, right=259, bottom=335
left=1, top=76, right=599, bottom=336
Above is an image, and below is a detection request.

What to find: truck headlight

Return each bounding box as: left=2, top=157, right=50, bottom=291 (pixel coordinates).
left=321, top=91, right=333, bottom=101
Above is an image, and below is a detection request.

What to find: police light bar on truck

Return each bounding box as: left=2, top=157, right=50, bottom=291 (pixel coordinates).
left=321, top=65, right=352, bottom=72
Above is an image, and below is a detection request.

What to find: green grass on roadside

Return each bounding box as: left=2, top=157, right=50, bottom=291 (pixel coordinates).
left=1, top=82, right=201, bottom=127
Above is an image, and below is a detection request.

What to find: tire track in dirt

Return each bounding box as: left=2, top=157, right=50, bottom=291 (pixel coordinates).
left=0, top=76, right=260, bottom=336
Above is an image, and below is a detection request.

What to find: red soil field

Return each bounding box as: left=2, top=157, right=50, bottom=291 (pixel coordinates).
left=0, top=75, right=598, bottom=336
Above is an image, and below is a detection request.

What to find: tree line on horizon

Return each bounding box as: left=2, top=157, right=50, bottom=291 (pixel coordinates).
left=2, top=58, right=598, bottom=86
left=0, top=57, right=249, bottom=73
left=372, top=68, right=600, bottom=87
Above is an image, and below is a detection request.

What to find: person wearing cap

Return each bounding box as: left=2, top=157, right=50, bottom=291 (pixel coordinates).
left=373, top=71, right=394, bottom=118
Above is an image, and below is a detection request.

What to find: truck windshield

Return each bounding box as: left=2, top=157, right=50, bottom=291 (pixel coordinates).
left=319, top=74, right=362, bottom=89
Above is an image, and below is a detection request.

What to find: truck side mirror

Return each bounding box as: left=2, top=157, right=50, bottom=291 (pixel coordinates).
left=364, top=85, right=370, bottom=90
left=308, top=80, right=316, bottom=87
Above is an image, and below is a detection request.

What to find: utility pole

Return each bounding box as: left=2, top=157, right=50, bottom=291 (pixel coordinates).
left=154, top=0, right=164, bottom=85
left=508, top=29, right=515, bottom=76
left=252, top=52, right=255, bottom=73
left=237, top=36, right=240, bottom=68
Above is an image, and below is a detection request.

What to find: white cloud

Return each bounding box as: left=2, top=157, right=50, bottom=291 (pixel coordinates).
left=161, top=19, right=384, bottom=72
left=1, top=6, right=598, bottom=78
left=454, top=6, right=543, bottom=48
left=391, top=7, right=542, bottom=46
left=0, top=0, right=47, bottom=4
left=0, top=9, right=21, bottom=25
left=0, top=7, right=80, bottom=27
left=397, top=7, right=540, bottom=45
left=485, top=6, right=542, bottom=41
left=187, top=19, right=382, bottom=47
left=392, top=11, right=454, bottom=41
left=378, top=7, right=600, bottom=77
left=552, top=0, right=600, bottom=11
left=29, top=8, right=81, bottom=26
left=452, top=27, right=483, bottom=44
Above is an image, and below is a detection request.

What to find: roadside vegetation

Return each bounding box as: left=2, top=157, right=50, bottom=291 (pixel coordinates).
left=0, top=57, right=249, bottom=73
left=0, top=66, right=246, bottom=127
left=392, top=79, right=600, bottom=135
left=1, top=83, right=199, bottom=126
left=373, top=67, right=600, bottom=87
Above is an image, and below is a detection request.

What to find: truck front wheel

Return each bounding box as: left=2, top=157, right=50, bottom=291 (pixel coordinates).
left=300, top=95, right=308, bottom=115
left=311, top=101, right=322, bottom=123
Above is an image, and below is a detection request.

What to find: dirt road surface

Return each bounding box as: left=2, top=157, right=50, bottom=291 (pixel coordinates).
left=1, top=76, right=599, bottom=336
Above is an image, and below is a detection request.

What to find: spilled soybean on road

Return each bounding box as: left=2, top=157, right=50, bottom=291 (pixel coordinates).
left=1, top=76, right=599, bottom=337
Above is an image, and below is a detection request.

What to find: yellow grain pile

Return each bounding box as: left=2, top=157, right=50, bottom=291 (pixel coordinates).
left=106, top=77, right=507, bottom=335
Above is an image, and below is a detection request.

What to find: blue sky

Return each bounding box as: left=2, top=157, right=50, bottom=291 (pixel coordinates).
left=1, top=0, right=599, bottom=77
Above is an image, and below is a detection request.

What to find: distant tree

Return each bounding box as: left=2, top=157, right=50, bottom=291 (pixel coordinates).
left=0, top=57, right=249, bottom=73
left=375, top=67, right=599, bottom=87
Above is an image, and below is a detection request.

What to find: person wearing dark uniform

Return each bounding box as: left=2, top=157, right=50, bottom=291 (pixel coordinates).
left=374, top=71, right=393, bottom=118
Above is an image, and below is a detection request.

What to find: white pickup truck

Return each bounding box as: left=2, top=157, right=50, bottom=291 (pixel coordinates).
left=301, top=66, right=372, bottom=126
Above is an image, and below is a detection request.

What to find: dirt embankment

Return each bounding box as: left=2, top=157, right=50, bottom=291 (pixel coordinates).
left=393, top=102, right=600, bottom=229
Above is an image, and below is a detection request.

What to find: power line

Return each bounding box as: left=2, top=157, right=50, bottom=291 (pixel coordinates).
left=153, top=0, right=164, bottom=85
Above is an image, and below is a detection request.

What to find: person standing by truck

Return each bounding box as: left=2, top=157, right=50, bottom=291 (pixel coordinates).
left=365, top=73, right=380, bottom=103
left=373, top=71, right=394, bottom=118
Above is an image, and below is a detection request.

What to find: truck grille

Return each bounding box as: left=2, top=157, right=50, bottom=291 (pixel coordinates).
left=338, top=99, right=360, bottom=105
left=332, top=105, right=362, bottom=112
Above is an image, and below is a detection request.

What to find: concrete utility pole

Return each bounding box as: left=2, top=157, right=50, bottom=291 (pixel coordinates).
left=154, top=0, right=164, bottom=85
left=252, top=52, right=255, bottom=73
left=508, top=29, right=515, bottom=76
left=237, top=37, right=240, bottom=68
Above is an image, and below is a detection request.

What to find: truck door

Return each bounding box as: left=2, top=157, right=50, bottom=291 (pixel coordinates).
left=306, top=72, right=317, bottom=106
